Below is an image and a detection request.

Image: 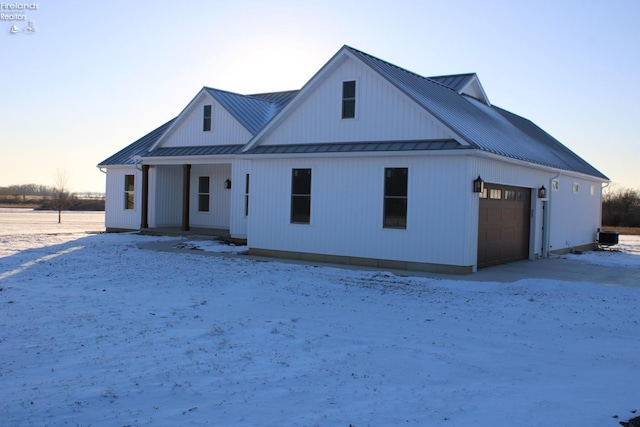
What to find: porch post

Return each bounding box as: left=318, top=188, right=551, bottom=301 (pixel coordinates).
left=141, top=164, right=149, bottom=229
left=182, top=164, right=191, bottom=231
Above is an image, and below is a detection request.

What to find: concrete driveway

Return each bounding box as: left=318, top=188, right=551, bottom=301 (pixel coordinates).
left=454, top=257, right=640, bottom=288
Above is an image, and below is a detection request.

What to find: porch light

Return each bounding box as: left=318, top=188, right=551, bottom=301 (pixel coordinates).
left=473, top=176, right=484, bottom=193
left=538, top=185, right=547, bottom=199
left=225, top=179, right=231, bottom=189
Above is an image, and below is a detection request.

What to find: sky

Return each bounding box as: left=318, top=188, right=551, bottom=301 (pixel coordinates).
left=1, top=0, right=639, bottom=193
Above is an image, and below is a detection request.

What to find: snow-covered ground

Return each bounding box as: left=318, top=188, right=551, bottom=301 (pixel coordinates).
left=1, top=210, right=639, bottom=426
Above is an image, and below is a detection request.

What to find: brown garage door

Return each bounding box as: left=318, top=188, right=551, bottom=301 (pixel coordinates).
left=477, top=184, right=531, bottom=268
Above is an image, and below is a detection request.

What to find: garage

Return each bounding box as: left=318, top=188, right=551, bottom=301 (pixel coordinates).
left=477, top=184, right=531, bottom=268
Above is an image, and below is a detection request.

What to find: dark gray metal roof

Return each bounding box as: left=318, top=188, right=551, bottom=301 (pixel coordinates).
left=205, top=88, right=297, bottom=135
left=142, top=145, right=243, bottom=158
left=98, top=118, right=175, bottom=166
left=246, top=139, right=465, bottom=155
left=250, top=90, right=298, bottom=109
left=345, top=46, right=607, bottom=179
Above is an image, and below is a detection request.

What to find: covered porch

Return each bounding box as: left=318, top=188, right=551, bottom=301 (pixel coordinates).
left=140, top=161, right=234, bottom=234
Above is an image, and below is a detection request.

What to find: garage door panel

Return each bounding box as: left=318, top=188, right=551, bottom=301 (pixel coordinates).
left=487, top=207, right=501, bottom=222
left=478, top=184, right=531, bottom=268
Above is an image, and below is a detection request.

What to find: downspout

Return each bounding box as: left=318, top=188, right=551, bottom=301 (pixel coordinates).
left=543, top=172, right=561, bottom=257
left=98, top=167, right=107, bottom=174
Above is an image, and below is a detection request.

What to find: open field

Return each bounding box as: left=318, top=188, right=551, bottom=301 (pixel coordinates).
left=1, top=210, right=639, bottom=426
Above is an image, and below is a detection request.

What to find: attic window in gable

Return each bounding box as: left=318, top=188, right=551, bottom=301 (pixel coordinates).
left=203, top=105, right=212, bottom=132
left=342, top=81, right=356, bottom=119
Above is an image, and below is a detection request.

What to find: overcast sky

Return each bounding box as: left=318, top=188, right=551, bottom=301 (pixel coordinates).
left=2, top=0, right=639, bottom=192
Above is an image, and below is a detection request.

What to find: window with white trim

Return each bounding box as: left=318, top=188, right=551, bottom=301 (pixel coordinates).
left=124, top=175, right=134, bottom=210
left=198, top=176, right=210, bottom=212
left=203, top=105, right=212, bottom=131
left=341, top=80, right=356, bottom=119
left=291, top=169, right=311, bottom=224
left=383, top=168, right=408, bottom=228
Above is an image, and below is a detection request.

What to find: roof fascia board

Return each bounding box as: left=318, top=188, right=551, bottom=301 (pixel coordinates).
left=148, top=88, right=213, bottom=151
left=242, top=46, right=353, bottom=152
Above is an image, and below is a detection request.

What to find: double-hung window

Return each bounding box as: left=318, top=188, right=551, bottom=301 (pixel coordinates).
left=291, top=169, right=311, bottom=224
left=124, top=175, right=135, bottom=210
left=203, top=105, right=212, bottom=131
left=383, top=168, right=407, bottom=228
left=198, top=176, right=210, bottom=212
left=342, top=81, right=356, bottom=119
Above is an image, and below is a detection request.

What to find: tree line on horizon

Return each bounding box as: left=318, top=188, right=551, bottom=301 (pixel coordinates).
left=602, top=187, right=640, bottom=228
left=0, top=184, right=104, bottom=199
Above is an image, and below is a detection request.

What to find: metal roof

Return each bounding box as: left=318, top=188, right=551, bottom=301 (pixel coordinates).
left=98, top=119, right=175, bottom=166
left=250, top=90, right=298, bottom=109
left=345, top=46, right=607, bottom=179
left=100, top=47, right=607, bottom=180
left=205, top=88, right=298, bottom=135
left=142, top=144, right=243, bottom=158
left=246, top=139, right=465, bottom=155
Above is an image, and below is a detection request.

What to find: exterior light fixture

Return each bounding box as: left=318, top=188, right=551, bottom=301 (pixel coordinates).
left=225, top=179, right=232, bottom=189
left=473, top=176, right=485, bottom=193
left=538, top=185, right=547, bottom=199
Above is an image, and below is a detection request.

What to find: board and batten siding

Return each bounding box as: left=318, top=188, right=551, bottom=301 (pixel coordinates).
left=149, top=165, right=182, bottom=227
left=248, top=155, right=476, bottom=269
left=105, top=167, right=141, bottom=231
left=546, top=175, right=602, bottom=253
left=189, top=164, right=231, bottom=229
left=158, top=96, right=253, bottom=148
left=229, top=160, right=251, bottom=238
left=258, top=56, right=453, bottom=146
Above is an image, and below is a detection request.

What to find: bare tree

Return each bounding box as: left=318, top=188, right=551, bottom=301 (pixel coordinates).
left=52, top=170, right=70, bottom=223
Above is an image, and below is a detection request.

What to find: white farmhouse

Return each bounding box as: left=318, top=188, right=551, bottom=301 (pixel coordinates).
left=98, top=45, right=608, bottom=273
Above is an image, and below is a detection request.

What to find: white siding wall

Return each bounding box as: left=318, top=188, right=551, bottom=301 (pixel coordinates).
left=190, top=164, right=231, bottom=229
left=546, top=175, right=602, bottom=252
left=230, top=159, right=251, bottom=238
left=248, top=155, right=474, bottom=267
left=249, top=154, right=604, bottom=268
left=105, top=167, right=141, bottom=230
left=259, top=57, right=453, bottom=146
left=159, top=96, right=253, bottom=148
left=151, top=165, right=182, bottom=227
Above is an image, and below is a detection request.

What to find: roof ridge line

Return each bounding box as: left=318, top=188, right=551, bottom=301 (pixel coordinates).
left=345, top=45, right=457, bottom=93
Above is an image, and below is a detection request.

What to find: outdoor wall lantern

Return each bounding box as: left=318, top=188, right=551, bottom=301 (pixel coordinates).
left=473, top=176, right=485, bottom=193
left=225, top=179, right=232, bottom=189
left=538, top=185, right=547, bottom=199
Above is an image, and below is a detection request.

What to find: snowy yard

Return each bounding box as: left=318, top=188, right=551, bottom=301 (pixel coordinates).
left=1, top=209, right=639, bottom=426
